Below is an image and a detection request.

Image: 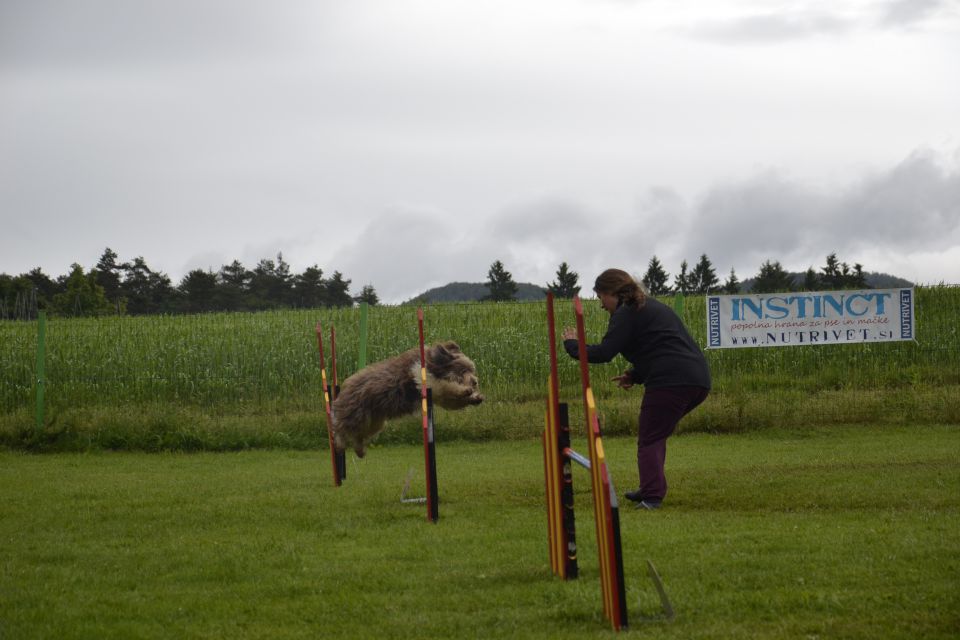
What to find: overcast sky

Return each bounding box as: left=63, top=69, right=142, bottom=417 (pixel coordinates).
left=2, top=0, right=958, bottom=302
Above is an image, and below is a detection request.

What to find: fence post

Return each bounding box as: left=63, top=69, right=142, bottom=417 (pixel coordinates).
left=35, top=311, right=46, bottom=432
left=358, top=301, right=369, bottom=369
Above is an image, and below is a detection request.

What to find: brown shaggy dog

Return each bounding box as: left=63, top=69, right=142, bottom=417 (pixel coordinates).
left=331, top=341, right=484, bottom=458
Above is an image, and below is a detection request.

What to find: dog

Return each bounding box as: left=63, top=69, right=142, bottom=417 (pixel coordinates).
left=331, top=341, right=484, bottom=458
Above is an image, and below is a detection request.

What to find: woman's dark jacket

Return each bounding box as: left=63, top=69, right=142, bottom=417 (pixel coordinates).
left=563, top=297, right=711, bottom=389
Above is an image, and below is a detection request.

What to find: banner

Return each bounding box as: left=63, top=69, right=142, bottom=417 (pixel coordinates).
left=706, top=288, right=915, bottom=349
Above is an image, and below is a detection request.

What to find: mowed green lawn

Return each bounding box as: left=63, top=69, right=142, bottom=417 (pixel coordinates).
left=1, top=424, right=957, bottom=639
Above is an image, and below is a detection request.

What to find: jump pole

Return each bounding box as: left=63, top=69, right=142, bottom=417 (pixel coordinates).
left=329, top=324, right=347, bottom=483
left=418, top=308, right=440, bottom=522
left=574, top=296, right=628, bottom=630
left=543, top=293, right=578, bottom=579
left=542, top=294, right=628, bottom=631
left=358, top=301, right=369, bottom=369
left=316, top=321, right=346, bottom=486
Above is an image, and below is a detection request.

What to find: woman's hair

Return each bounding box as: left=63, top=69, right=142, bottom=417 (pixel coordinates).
left=594, top=268, right=647, bottom=308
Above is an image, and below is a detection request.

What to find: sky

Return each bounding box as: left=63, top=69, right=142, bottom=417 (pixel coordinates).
left=2, top=0, right=958, bottom=303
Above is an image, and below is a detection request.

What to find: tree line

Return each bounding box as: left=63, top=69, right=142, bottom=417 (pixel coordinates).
left=500, top=252, right=873, bottom=301
left=638, top=252, right=869, bottom=296
left=0, top=248, right=379, bottom=320
left=2, top=248, right=878, bottom=319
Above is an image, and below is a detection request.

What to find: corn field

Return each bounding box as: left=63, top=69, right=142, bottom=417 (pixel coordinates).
left=1, top=286, right=958, bottom=449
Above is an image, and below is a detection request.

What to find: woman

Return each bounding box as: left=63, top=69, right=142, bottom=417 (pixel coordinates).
left=562, top=268, right=710, bottom=510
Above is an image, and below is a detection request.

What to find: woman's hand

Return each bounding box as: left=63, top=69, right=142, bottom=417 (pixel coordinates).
left=561, top=327, right=577, bottom=341
left=612, top=373, right=634, bottom=390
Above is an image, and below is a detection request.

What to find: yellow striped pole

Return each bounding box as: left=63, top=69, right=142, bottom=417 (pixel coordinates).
left=316, top=322, right=342, bottom=487
left=543, top=295, right=625, bottom=629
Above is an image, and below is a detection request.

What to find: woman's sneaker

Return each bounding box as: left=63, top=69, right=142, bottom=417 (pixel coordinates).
left=635, top=499, right=662, bottom=510
left=625, top=489, right=662, bottom=509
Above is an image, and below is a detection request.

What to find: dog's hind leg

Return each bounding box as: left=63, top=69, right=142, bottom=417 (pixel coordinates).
left=355, top=417, right=388, bottom=459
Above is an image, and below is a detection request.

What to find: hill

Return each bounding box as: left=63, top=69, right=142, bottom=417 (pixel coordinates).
left=404, top=281, right=548, bottom=303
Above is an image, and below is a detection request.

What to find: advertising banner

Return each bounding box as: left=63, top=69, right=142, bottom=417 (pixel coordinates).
left=706, top=288, right=915, bottom=349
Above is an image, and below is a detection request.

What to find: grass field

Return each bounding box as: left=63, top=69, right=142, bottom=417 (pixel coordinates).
left=2, top=424, right=957, bottom=639
left=2, top=286, right=959, bottom=451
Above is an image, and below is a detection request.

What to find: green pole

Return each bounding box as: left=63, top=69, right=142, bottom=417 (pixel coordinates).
left=358, top=302, right=369, bottom=369
left=35, top=311, right=46, bottom=431
left=673, top=292, right=685, bottom=318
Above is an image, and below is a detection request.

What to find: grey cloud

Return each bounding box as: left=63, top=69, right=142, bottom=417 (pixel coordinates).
left=878, top=0, right=947, bottom=28
left=331, top=194, right=689, bottom=303
left=328, top=208, right=485, bottom=303
left=686, top=0, right=955, bottom=44
left=0, top=0, right=322, bottom=70
left=486, top=199, right=609, bottom=286
left=631, top=187, right=689, bottom=247
left=680, top=171, right=826, bottom=271
left=333, top=146, right=960, bottom=302
left=687, top=12, right=852, bottom=44
left=487, top=197, right=669, bottom=283
left=678, top=148, right=960, bottom=277
left=491, top=198, right=592, bottom=239
left=328, top=199, right=620, bottom=303
left=833, top=149, right=960, bottom=250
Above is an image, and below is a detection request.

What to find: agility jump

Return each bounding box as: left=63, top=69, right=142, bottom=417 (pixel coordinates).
left=316, top=321, right=346, bottom=486
left=542, top=292, right=628, bottom=631
left=315, top=308, right=441, bottom=523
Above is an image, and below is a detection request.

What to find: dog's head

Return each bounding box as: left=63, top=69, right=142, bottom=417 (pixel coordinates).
left=425, top=341, right=484, bottom=410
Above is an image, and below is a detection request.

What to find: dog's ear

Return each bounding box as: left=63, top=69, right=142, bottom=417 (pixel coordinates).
left=440, top=341, right=461, bottom=353
left=427, top=342, right=470, bottom=378
left=427, top=343, right=454, bottom=367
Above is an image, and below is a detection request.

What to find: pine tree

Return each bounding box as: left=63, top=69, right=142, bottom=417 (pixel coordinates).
left=722, top=268, right=741, bottom=294
left=293, top=265, right=326, bottom=308
left=273, top=253, right=293, bottom=305
left=483, top=260, right=518, bottom=302
left=642, top=256, right=671, bottom=295
left=325, top=271, right=353, bottom=307
left=177, top=269, right=219, bottom=313
left=121, top=257, right=174, bottom=314
left=673, top=260, right=691, bottom=295
left=354, top=284, right=380, bottom=306
left=802, top=267, right=819, bottom=291
left=689, top=254, right=720, bottom=294
left=547, top=262, right=580, bottom=298
left=821, top=252, right=844, bottom=289
left=248, top=253, right=293, bottom=309
left=820, top=253, right=870, bottom=290
left=850, top=263, right=868, bottom=289
left=751, top=259, right=795, bottom=293
left=218, top=260, right=251, bottom=311
left=94, top=247, right=124, bottom=311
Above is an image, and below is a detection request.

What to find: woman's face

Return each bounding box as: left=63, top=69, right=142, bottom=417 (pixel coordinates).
left=596, top=290, right=619, bottom=315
